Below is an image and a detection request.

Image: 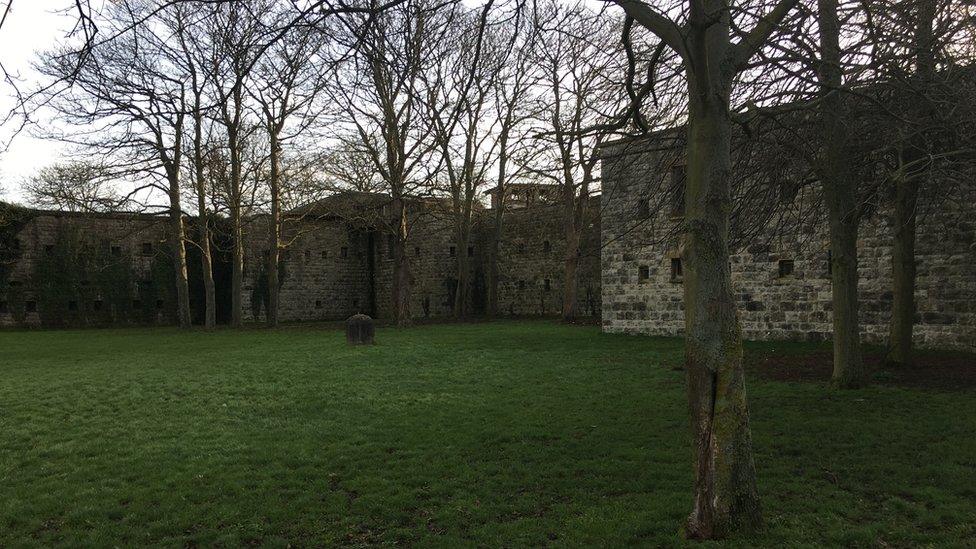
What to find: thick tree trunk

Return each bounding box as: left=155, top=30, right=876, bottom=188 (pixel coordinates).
left=197, top=212, right=216, bottom=330
left=888, top=0, right=935, bottom=367
left=230, top=201, right=244, bottom=328
left=193, top=156, right=216, bottom=330
left=167, top=171, right=192, bottom=329
left=818, top=0, right=865, bottom=388
left=888, top=176, right=917, bottom=366
left=392, top=197, right=412, bottom=327
left=267, top=133, right=282, bottom=328
left=682, top=92, right=762, bottom=539
left=191, top=105, right=215, bottom=330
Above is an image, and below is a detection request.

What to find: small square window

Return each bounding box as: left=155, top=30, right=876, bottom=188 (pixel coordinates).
left=321, top=250, right=328, bottom=259
left=141, top=242, right=154, bottom=255
left=155, top=299, right=164, bottom=310
left=778, top=259, right=795, bottom=278
left=315, top=300, right=323, bottom=309
left=132, top=299, right=142, bottom=310
left=44, top=244, right=54, bottom=256
left=68, top=300, right=78, bottom=311
left=518, top=280, right=526, bottom=291
left=304, top=250, right=311, bottom=262
left=449, top=246, right=456, bottom=257
left=340, top=247, right=348, bottom=258
left=25, top=301, right=37, bottom=313
left=517, top=242, right=525, bottom=254
left=638, top=265, right=650, bottom=283
left=543, top=240, right=551, bottom=253
left=544, top=278, right=552, bottom=291
left=93, top=300, right=103, bottom=311
left=111, top=245, right=122, bottom=257
left=670, top=258, right=683, bottom=282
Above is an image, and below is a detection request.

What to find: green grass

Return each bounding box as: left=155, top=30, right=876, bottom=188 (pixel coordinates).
left=0, top=321, right=973, bottom=547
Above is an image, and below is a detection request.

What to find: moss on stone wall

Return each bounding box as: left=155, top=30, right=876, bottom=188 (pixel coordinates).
left=28, top=224, right=176, bottom=328
left=0, top=203, right=36, bottom=285
left=249, top=257, right=288, bottom=321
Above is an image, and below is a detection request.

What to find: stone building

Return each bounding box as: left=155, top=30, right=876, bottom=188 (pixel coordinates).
left=599, top=131, right=976, bottom=351
left=0, top=186, right=602, bottom=328
left=0, top=208, right=180, bottom=328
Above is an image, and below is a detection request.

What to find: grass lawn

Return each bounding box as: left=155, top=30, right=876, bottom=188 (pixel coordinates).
left=0, top=321, right=974, bottom=546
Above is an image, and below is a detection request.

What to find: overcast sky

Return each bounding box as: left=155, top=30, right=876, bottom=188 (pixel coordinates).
left=0, top=1, right=79, bottom=203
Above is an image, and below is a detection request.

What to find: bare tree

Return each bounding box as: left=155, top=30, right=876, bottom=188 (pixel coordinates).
left=608, top=0, right=799, bottom=537
left=863, top=0, right=976, bottom=366
left=427, top=2, right=502, bottom=318
left=529, top=2, right=623, bottom=322
left=23, top=161, right=119, bottom=212
left=206, top=2, right=266, bottom=328
left=485, top=10, right=541, bottom=318
left=329, top=0, right=452, bottom=326
left=35, top=0, right=199, bottom=329
left=250, top=9, right=330, bottom=327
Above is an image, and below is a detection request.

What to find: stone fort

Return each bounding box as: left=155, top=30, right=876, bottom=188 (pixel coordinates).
left=2, top=138, right=974, bottom=352
left=0, top=186, right=601, bottom=328
left=599, top=130, right=976, bottom=352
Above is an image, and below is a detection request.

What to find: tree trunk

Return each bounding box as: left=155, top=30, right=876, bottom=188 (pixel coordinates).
left=454, top=225, right=470, bottom=319
left=562, top=220, right=580, bottom=321
left=197, top=211, right=216, bottom=330
left=230, top=200, right=243, bottom=328
left=267, top=131, right=282, bottom=328
left=486, top=129, right=510, bottom=319
left=167, top=171, right=192, bottom=329
left=192, top=108, right=215, bottom=330
left=887, top=0, right=935, bottom=367
left=888, top=175, right=917, bottom=366
left=818, top=0, right=865, bottom=388
left=392, top=197, right=412, bottom=327
left=682, top=90, right=762, bottom=539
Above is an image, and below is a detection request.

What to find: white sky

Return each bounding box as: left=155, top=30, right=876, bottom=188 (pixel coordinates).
left=0, top=1, right=79, bottom=203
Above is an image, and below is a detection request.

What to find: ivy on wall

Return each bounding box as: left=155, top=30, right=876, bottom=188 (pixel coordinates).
left=0, top=212, right=179, bottom=328
left=250, top=255, right=288, bottom=321
left=30, top=223, right=178, bottom=327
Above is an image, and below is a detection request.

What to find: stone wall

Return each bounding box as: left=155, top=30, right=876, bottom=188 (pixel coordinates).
left=242, top=215, right=372, bottom=323
left=1, top=188, right=603, bottom=328
left=600, top=135, right=976, bottom=351
left=491, top=198, right=601, bottom=317
left=0, top=210, right=178, bottom=328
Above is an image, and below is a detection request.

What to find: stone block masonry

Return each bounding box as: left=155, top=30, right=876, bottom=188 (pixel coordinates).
left=0, top=188, right=602, bottom=328
left=599, top=134, right=976, bottom=352
left=0, top=209, right=179, bottom=328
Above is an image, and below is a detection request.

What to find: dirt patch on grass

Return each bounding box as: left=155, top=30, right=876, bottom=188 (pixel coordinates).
left=747, top=348, right=976, bottom=391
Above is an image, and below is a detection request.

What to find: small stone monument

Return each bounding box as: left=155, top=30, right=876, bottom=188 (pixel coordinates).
left=346, top=313, right=375, bottom=345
